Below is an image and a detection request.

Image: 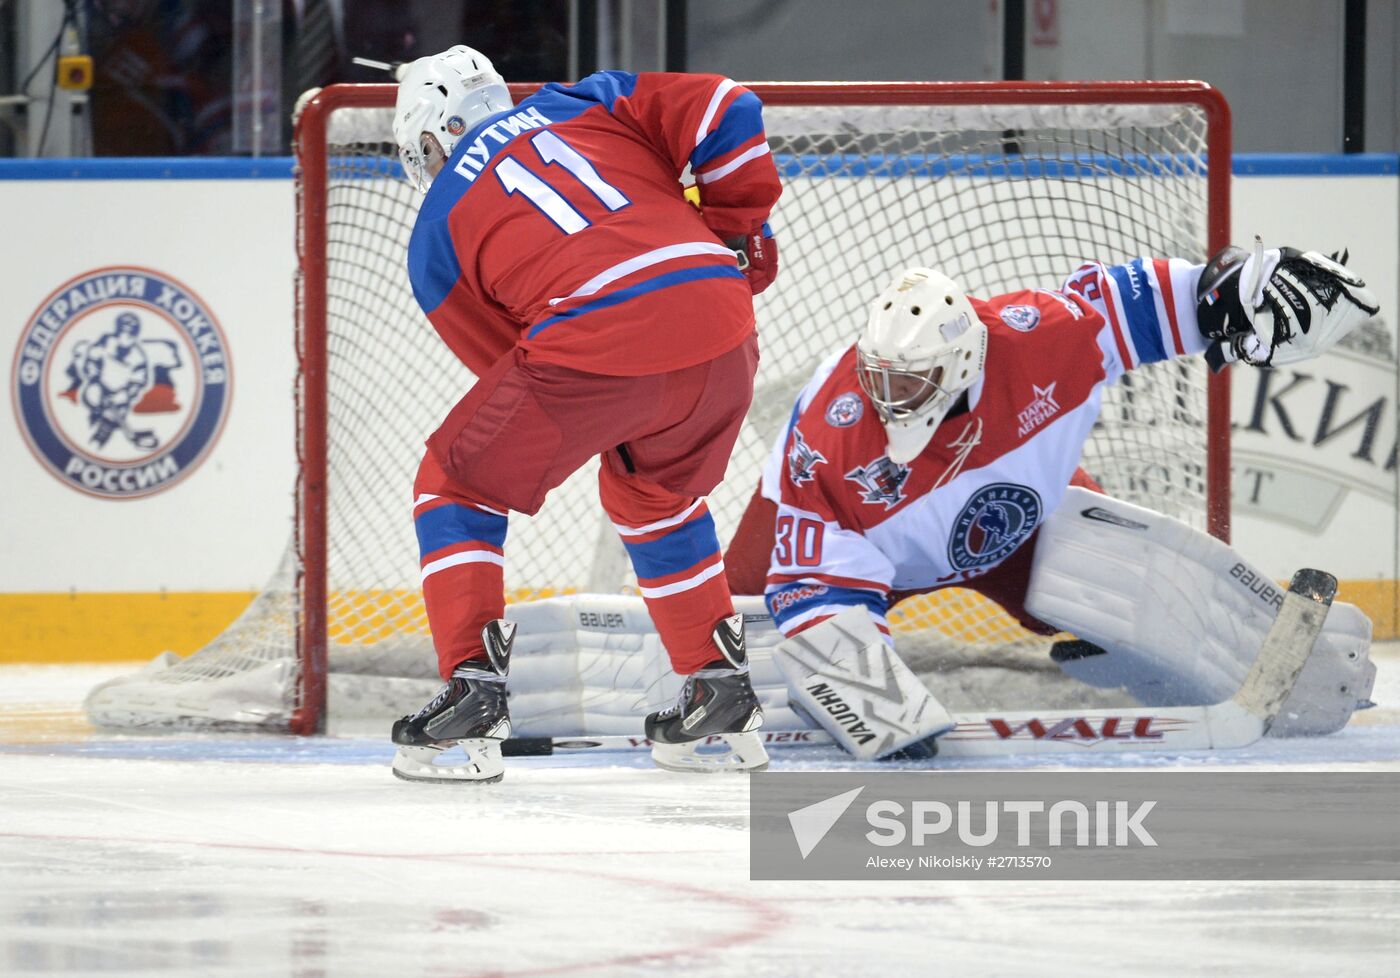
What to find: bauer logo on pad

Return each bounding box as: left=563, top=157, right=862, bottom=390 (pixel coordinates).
left=11, top=267, right=232, bottom=499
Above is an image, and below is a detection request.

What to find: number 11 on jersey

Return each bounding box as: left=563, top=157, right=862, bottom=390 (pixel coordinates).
left=495, top=130, right=631, bottom=234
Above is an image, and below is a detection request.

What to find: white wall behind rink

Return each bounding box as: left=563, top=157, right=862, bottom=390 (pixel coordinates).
left=1230, top=173, right=1397, bottom=585
left=0, top=178, right=297, bottom=592
left=0, top=166, right=1394, bottom=593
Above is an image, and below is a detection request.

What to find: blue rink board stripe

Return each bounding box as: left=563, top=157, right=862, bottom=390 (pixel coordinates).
left=0, top=158, right=298, bottom=179
left=1231, top=154, right=1398, bottom=175
left=0, top=154, right=1395, bottom=181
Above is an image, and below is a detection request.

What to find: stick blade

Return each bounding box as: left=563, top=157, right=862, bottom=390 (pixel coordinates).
left=1287, top=568, right=1337, bottom=606
left=1233, top=567, right=1337, bottom=727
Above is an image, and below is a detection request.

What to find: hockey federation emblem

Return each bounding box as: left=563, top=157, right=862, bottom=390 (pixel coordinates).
left=1015, top=382, right=1060, bottom=437
left=824, top=391, right=863, bottom=428
left=948, top=482, right=1042, bottom=570
left=787, top=426, right=826, bottom=485
left=844, top=455, right=911, bottom=510
left=12, top=267, right=232, bottom=499
left=999, top=304, right=1041, bottom=331
left=446, top=115, right=466, bottom=136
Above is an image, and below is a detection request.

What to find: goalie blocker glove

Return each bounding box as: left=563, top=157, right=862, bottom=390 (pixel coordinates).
left=724, top=222, right=778, bottom=295
left=1195, top=239, right=1380, bottom=372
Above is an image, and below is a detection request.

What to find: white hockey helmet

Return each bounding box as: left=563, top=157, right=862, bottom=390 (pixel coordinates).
left=393, top=45, right=512, bottom=191
left=856, top=267, right=987, bottom=464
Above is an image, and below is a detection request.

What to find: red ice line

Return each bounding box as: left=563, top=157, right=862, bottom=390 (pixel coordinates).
left=0, top=830, right=790, bottom=977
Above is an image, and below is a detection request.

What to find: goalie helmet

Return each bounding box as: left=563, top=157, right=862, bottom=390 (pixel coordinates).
left=393, top=45, right=512, bottom=192
left=856, top=267, right=987, bottom=464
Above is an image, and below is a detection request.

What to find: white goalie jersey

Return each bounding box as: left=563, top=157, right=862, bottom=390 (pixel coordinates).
left=758, top=258, right=1208, bottom=641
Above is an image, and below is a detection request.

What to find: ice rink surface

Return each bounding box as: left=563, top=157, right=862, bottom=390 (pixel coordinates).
left=2, top=653, right=1398, bottom=977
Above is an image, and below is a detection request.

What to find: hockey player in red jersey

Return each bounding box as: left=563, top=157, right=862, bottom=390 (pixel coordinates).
left=728, top=247, right=1380, bottom=759
left=387, top=46, right=781, bottom=781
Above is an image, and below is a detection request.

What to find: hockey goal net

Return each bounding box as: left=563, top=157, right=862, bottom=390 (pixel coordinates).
left=86, top=81, right=1231, bottom=734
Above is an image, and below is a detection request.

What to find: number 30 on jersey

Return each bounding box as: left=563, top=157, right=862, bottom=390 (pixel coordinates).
left=775, top=515, right=824, bottom=567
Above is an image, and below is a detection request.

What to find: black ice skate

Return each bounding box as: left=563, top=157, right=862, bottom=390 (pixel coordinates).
left=390, top=619, right=514, bottom=783
left=645, top=614, right=768, bottom=773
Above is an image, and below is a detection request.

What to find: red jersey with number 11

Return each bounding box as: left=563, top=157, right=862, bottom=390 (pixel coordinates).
left=407, top=70, right=782, bottom=377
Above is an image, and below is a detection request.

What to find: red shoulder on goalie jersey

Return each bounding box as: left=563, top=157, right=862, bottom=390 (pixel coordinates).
left=769, top=286, right=1109, bottom=524
left=403, top=66, right=781, bottom=377
left=754, top=270, right=1125, bottom=638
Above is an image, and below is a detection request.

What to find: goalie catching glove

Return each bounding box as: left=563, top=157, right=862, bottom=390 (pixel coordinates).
left=1196, top=239, right=1379, bottom=371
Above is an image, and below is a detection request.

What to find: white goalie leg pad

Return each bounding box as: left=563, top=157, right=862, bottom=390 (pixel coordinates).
left=772, top=606, right=954, bottom=759
left=1025, top=488, right=1375, bottom=736
left=504, top=594, right=808, bottom=736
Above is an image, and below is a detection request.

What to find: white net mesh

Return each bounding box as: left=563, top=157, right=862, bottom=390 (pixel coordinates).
left=85, top=89, right=1221, bottom=731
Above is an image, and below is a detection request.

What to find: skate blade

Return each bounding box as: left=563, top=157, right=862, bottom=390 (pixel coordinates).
left=391, top=739, right=504, bottom=784
left=651, top=732, right=770, bottom=773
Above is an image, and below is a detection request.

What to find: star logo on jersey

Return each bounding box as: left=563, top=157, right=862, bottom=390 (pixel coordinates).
left=999, top=304, right=1041, bottom=331
left=1015, top=382, right=1060, bottom=438
left=787, top=426, right=826, bottom=486
left=948, top=483, right=1042, bottom=571
left=844, top=456, right=911, bottom=510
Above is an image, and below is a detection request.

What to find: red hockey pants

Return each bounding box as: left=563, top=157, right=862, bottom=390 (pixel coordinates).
left=414, top=335, right=759, bottom=680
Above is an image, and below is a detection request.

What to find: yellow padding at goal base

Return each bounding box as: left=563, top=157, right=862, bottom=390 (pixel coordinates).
left=325, top=587, right=576, bottom=645
left=1333, top=579, right=1399, bottom=640
left=0, top=592, right=258, bottom=664
left=2, top=579, right=1395, bottom=664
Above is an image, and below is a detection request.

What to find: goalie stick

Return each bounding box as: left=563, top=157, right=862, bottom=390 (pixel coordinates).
left=937, top=567, right=1337, bottom=755
left=501, top=569, right=1337, bottom=759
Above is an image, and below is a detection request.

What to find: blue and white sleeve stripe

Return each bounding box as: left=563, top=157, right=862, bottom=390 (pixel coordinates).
left=690, top=80, right=768, bottom=181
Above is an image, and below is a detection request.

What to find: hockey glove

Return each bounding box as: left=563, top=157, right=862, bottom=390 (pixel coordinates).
left=724, top=223, right=778, bottom=295
left=1196, top=238, right=1379, bottom=371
